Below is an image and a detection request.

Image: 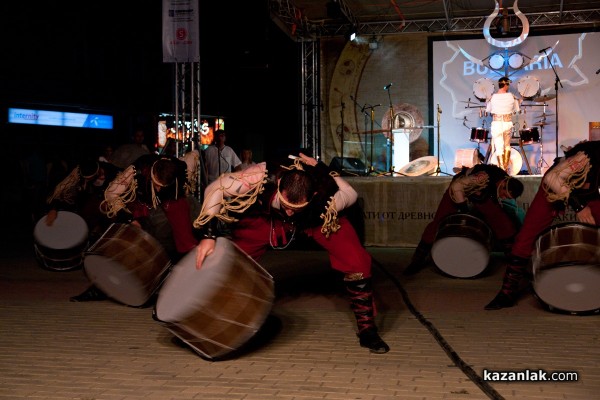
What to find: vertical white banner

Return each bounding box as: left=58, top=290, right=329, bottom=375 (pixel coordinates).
left=162, top=0, right=200, bottom=63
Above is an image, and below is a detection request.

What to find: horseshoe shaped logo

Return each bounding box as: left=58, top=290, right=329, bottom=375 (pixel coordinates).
left=483, top=0, right=529, bottom=48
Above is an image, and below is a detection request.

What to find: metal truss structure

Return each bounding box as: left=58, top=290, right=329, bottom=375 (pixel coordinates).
left=269, top=0, right=600, bottom=157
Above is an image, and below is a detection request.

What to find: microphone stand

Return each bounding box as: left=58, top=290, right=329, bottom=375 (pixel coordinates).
left=350, top=95, right=371, bottom=171
left=339, top=97, right=346, bottom=170
left=386, top=86, right=395, bottom=175
left=365, top=104, right=381, bottom=174
left=542, top=48, right=563, bottom=160
left=433, top=104, right=451, bottom=176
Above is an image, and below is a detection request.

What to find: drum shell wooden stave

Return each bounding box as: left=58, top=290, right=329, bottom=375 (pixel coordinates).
left=154, top=238, right=275, bottom=360
left=431, top=213, right=492, bottom=278
left=532, top=223, right=600, bottom=314
left=33, top=211, right=89, bottom=271
left=84, top=223, right=172, bottom=307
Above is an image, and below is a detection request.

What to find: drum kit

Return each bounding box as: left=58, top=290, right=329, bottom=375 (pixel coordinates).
left=460, top=75, right=556, bottom=175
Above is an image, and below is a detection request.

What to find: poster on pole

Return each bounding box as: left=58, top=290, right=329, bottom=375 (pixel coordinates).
left=162, top=0, right=199, bottom=63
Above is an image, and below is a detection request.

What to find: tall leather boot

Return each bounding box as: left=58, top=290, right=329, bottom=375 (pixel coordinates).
left=497, top=155, right=505, bottom=171
left=503, top=149, right=511, bottom=172
left=484, top=255, right=528, bottom=310
left=344, top=277, right=390, bottom=354
left=403, top=240, right=432, bottom=276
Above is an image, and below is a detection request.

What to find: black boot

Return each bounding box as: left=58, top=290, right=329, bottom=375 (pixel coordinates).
left=403, top=240, right=432, bottom=276
left=484, top=256, right=528, bottom=310
left=70, top=285, right=108, bottom=302
left=344, top=277, right=390, bottom=354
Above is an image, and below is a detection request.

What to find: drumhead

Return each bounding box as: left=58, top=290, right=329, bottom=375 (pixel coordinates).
left=533, top=265, right=600, bottom=313
left=34, top=211, right=88, bottom=250
left=431, top=214, right=491, bottom=278
left=397, top=156, right=438, bottom=176
left=489, top=148, right=523, bottom=176
left=517, top=75, right=540, bottom=99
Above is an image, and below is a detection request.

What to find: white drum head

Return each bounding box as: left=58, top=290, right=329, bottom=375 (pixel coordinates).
left=84, top=254, right=153, bottom=307
left=508, top=53, right=524, bottom=69
left=431, top=237, right=490, bottom=278
left=517, top=75, right=540, bottom=99
left=489, top=54, right=505, bottom=70
left=489, top=148, right=523, bottom=176
left=454, top=148, right=479, bottom=169
left=473, top=78, right=495, bottom=101
left=397, top=156, right=438, bottom=176
left=533, top=265, right=600, bottom=313
left=34, top=211, right=88, bottom=250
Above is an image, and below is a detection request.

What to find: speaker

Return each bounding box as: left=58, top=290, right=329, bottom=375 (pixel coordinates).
left=329, top=157, right=368, bottom=176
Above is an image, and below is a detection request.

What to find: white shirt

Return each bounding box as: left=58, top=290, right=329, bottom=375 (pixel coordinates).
left=204, top=145, right=242, bottom=183
left=486, top=92, right=519, bottom=115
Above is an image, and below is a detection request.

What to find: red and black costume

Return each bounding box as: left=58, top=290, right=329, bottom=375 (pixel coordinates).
left=404, top=163, right=522, bottom=275
left=486, top=140, right=600, bottom=309
left=194, top=160, right=389, bottom=353
left=102, top=154, right=197, bottom=258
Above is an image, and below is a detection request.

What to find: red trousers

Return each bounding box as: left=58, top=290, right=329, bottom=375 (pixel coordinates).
left=421, top=189, right=518, bottom=245
left=232, top=215, right=373, bottom=278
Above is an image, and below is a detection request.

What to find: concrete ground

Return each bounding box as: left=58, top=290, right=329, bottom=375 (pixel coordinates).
left=0, top=225, right=598, bottom=400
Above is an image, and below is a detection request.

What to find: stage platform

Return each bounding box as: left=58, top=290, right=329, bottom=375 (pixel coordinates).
left=346, top=174, right=576, bottom=247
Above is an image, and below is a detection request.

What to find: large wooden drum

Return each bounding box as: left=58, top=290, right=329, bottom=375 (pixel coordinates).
left=532, top=223, right=600, bottom=315
left=84, top=223, right=172, bottom=307
left=154, top=238, right=275, bottom=360
left=431, top=213, right=492, bottom=278
left=33, top=211, right=89, bottom=271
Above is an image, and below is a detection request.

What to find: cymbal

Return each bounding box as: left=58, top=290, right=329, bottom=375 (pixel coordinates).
left=459, top=100, right=480, bottom=106
left=534, top=112, right=555, bottom=117
left=533, top=121, right=551, bottom=126
left=533, top=94, right=556, bottom=102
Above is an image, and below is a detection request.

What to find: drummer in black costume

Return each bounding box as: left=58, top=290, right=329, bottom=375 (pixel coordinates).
left=403, top=163, right=524, bottom=276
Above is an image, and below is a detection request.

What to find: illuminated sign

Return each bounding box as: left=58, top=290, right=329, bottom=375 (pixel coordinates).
left=8, top=108, right=113, bottom=129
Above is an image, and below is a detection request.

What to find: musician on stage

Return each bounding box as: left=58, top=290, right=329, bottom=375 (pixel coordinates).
left=485, top=140, right=600, bottom=310
left=485, top=76, right=520, bottom=172
left=192, top=153, right=390, bottom=354
left=403, top=163, right=524, bottom=276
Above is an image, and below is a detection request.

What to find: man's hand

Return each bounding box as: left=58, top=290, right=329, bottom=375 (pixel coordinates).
left=298, top=153, right=318, bottom=167
left=195, top=238, right=216, bottom=270
left=576, top=205, right=596, bottom=225
left=45, top=209, right=58, bottom=226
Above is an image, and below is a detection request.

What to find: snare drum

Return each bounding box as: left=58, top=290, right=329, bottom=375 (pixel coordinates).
left=473, top=78, right=495, bottom=102
left=84, top=223, right=172, bottom=307
left=517, top=75, right=540, bottom=100
left=33, top=211, right=89, bottom=271
left=519, top=127, right=540, bottom=145
left=489, top=147, right=523, bottom=176
left=154, top=238, right=275, bottom=360
left=431, top=213, right=492, bottom=278
left=532, top=223, right=600, bottom=315
left=470, top=127, right=489, bottom=143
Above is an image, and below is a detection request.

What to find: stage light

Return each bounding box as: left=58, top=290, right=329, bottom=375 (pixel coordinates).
left=345, top=27, right=357, bottom=42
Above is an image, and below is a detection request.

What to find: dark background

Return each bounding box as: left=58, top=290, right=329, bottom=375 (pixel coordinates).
left=0, top=0, right=301, bottom=163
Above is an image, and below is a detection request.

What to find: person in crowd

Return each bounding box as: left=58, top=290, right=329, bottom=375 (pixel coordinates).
left=72, top=154, right=198, bottom=302
left=98, top=144, right=114, bottom=164
left=192, top=153, right=390, bottom=354
left=403, top=163, right=524, bottom=276
left=485, top=76, right=520, bottom=172
left=203, top=130, right=241, bottom=184
left=485, top=140, right=600, bottom=310
left=111, top=127, right=151, bottom=169
left=239, top=148, right=256, bottom=171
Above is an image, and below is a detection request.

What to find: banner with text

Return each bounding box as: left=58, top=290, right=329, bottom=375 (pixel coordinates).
left=162, top=0, right=199, bottom=63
